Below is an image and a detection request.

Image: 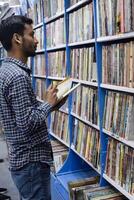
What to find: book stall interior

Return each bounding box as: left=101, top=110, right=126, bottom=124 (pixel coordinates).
left=0, top=0, right=134, bottom=200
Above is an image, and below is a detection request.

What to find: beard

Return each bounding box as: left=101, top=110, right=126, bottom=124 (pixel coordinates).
left=22, top=46, right=36, bottom=57
left=22, top=39, right=37, bottom=57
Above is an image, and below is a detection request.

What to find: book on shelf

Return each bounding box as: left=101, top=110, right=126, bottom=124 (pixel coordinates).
left=68, top=178, right=127, bottom=200
left=105, top=138, right=134, bottom=195
left=51, top=140, right=68, bottom=173
left=68, top=176, right=99, bottom=200
left=103, top=91, right=134, bottom=140
left=53, top=77, right=81, bottom=101
left=51, top=111, right=69, bottom=144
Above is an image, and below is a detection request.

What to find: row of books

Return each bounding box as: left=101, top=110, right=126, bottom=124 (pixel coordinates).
left=72, top=119, right=100, bottom=170
left=105, top=138, right=134, bottom=195
left=48, top=51, right=66, bottom=77
left=102, top=41, right=134, bottom=88
left=35, top=79, right=46, bottom=100
left=26, top=0, right=34, bottom=22
left=33, top=47, right=97, bottom=81
left=51, top=111, right=69, bottom=144
left=46, top=17, right=65, bottom=48
left=51, top=140, right=68, bottom=173
left=33, top=0, right=44, bottom=25
left=71, top=47, right=97, bottom=82
left=69, top=3, right=94, bottom=43
left=70, top=0, right=82, bottom=6
left=44, top=0, right=64, bottom=20
left=34, top=54, right=46, bottom=76
left=98, top=0, right=134, bottom=36
left=103, top=91, right=134, bottom=140
left=68, top=176, right=127, bottom=200
left=72, top=85, right=99, bottom=125
left=35, top=27, right=44, bottom=50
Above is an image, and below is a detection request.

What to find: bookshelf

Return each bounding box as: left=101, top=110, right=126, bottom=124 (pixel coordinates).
left=29, top=0, right=134, bottom=199
left=0, top=0, right=133, bottom=199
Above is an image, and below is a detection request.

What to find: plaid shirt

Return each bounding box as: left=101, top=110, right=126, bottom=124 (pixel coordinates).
left=0, top=57, right=53, bottom=170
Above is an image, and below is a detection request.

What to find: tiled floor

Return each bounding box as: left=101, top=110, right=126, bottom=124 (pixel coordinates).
left=0, top=134, right=19, bottom=200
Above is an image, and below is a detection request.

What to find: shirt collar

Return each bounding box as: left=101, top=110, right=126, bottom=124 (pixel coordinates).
left=4, top=57, right=31, bottom=75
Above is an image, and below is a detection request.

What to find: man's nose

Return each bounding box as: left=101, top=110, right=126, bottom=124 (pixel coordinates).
left=34, top=37, right=39, bottom=44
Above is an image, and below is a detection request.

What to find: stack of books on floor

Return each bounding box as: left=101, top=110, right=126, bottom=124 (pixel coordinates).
left=68, top=176, right=128, bottom=200
left=51, top=140, right=68, bottom=173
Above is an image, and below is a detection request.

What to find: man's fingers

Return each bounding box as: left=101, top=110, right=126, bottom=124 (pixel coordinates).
left=48, top=84, right=53, bottom=90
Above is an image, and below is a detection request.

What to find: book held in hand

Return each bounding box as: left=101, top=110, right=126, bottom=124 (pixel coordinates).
left=56, top=77, right=81, bottom=100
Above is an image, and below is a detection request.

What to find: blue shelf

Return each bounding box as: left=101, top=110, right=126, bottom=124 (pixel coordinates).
left=103, top=174, right=134, bottom=200
left=33, top=22, right=43, bottom=30
left=66, top=0, right=90, bottom=13
left=71, top=145, right=101, bottom=174
left=29, top=0, right=134, bottom=199
left=71, top=112, right=100, bottom=130
left=59, top=108, right=69, bottom=115
left=49, top=131, right=70, bottom=148
left=46, top=45, right=66, bottom=52
left=33, top=75, right=46, bottom=79
left=100, top=84, right=134, bottom=94
left=72, top=79, right=98, bottom=87
left=35, top=49, right=45, bottom=53
left=68, top=39, right=95, bottom=47
left=103, top=129, right=134, bottom=149
left=45, top=11, right=64, bottom=24
left=97, top=32, right=134, bottom=43
left=47, top=76, right=65, bottom=81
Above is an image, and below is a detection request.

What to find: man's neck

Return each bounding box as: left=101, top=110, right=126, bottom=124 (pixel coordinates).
left=7, top=52, right=27, bottom=64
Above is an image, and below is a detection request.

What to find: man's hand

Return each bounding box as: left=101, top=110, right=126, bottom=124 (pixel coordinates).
left=46, top=84, right=58, bottom=106
left=53, top=96, right=68, bottom=110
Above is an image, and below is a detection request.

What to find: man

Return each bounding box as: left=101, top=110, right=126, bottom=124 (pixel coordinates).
left=0, top=15, right=63, bottom=200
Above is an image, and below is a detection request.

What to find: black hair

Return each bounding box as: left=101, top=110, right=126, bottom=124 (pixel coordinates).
left=0, top=15, right=33, bottom=51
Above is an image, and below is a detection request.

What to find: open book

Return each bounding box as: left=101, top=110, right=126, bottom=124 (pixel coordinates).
left=56, top=78, right=81, bottom=100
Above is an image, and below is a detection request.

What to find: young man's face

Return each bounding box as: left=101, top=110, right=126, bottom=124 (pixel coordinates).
left=21, top=24, right=38, bottom=57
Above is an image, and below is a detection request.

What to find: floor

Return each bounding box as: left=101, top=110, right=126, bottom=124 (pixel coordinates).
left=0, top=134, right=19, bottom=200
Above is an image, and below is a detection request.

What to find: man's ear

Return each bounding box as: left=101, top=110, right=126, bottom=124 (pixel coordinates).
left=12, top=33, right=23, bottom=45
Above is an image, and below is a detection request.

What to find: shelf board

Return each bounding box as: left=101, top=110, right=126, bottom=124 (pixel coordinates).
left=67, top=0, right=90, bottom=13
left=73, top=79, right=98, bottom=87
left=71, top=112, right=100, bottom=130
left=100, top=84, right=134, bottom=94
left=103, top=174, right=134, bottom=200
left=35, top=49, right=45, bottom=53
left=47, top=76, right=65, bottom=81
left=68, top=39, right=95, bottom=47
left=103, top=129, right=134, bottom=148
left=49, top=131, right=69, bottom=148
left=45, top=11, right=64, bottom=24
left=97, top=32, right=134, bottom=42
left=33, top=22, right=43, bottom=29
left=71, top=146, right=101, bottom=174
left=59, top=108, right=69, bottom=115
left=33, top=75, right=46, bottom=79
left=46, top=45, right=66, bottom=51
